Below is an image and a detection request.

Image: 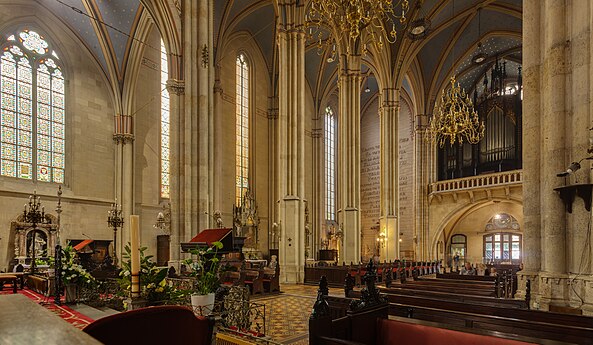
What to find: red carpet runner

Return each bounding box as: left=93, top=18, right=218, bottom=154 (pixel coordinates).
left=0, top=288, right=95, bottom=329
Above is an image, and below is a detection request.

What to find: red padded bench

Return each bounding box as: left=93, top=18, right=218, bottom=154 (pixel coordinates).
left=375, top=318, right=532, bottom=345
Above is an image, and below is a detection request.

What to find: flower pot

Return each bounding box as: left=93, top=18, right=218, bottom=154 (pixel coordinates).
left=65, top=284, right=78, bottom=304
left=191, top=293, right=215, bottom=316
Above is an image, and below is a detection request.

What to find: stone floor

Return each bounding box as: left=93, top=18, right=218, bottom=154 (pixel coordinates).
left=251, top=284, right=333, bottom=344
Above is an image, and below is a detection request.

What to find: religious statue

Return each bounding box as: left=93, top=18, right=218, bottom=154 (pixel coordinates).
left=213, top=210, right=224, bottom=228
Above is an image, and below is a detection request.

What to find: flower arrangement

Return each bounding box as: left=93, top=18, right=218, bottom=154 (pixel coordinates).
left=184, top=241, right=223, bottom=295
left=118, top=244, right=185, bottom=305
left=60, top=244, right=95, bottom=286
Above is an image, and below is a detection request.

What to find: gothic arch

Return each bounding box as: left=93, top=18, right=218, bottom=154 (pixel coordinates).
left=429, top=197, right=523, bottom=259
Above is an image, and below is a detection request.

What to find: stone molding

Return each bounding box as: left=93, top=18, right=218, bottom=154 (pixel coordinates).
left=166, top=79, right=185, bottom=95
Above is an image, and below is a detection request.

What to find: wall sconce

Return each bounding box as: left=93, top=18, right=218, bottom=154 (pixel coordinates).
left=376, top=232, right=387, bottom=248
left=399, top=232, right=403, bottom=243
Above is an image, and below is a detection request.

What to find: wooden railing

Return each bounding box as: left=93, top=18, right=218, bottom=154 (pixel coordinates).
left=429, top=169, right=523, bottom=194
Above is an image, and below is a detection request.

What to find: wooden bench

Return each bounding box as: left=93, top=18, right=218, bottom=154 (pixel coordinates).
left=0, top=274, right=18, bottom=293
left=312, top=299, right=563, bottom=345
left=362, top=286, right=528, bottom=309
left=345, top=290, right=593, bottom=344
left=262, top=265, right=280, bottom=293
left=242, top=269, right=264, bottom=295
left=396, top=281, right=496, bottom=297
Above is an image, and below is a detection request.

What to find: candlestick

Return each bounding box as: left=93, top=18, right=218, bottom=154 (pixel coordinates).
left=130, top=215, right=140, bottom=298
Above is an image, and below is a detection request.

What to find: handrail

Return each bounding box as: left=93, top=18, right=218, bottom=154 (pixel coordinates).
left=429, top=170, right=523, bottom=194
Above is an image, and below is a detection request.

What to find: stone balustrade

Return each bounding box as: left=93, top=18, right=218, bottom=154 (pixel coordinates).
left=429, top=170, right=523, bottom=195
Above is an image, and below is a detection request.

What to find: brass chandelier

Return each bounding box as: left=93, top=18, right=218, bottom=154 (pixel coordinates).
left=306, top=0, right=410, bottom=56
left=427, top=76, right=485, bottom=147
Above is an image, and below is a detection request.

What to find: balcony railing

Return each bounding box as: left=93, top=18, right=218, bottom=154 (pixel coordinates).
left=430, top=169, right=523, bottom=194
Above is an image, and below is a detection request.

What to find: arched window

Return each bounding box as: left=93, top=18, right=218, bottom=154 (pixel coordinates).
left=235, top=53, right=249, bottom=204
left=325, top=106, right=336, bottom=221
left=160, top=39, right=170, bottom=198
left=1, top=30, right=65, bottom=183
left=450, top=234, right=467, bottom=264
left=483, top=213, right=522, bottom=263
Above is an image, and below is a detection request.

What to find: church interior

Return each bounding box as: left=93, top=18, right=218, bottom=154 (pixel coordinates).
left=1, top=0, right=593, bottom=344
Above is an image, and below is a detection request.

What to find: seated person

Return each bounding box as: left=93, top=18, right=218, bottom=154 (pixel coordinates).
left=460, top=262, right=476, bottom=275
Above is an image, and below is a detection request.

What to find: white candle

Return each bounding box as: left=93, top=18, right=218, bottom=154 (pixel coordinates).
left=130, top=215, right=140, bottom=275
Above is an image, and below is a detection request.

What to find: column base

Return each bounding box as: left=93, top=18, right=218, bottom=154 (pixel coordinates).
left=125, top=298, right=148, bottom=311
left=167, top=260, right=183, bottom=273
left=515, top=271, right=539, bottom=309
left=536, top=272, right=570, bottom=311
left=280, top=263, right=304, bottom=284
left=567, top=274, right=593, bottom=315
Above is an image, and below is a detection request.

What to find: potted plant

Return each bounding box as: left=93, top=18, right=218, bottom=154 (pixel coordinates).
left=184, top=241, right=223, bottom=315
left=59, top=244, right=95, bottom=303
left=118, top=244, right=185, bottom=308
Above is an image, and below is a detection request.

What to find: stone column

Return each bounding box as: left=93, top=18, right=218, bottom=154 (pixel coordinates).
left=311, top=126, right=323, bottom=260
left=414, top=113, right=429, bottom=261
left=380, top=88, right=399, bottom=261
left=182, top=0, right=213, bottom=238
left=516, top=0, right=542, bottom=304
left=113, top=114, right=134, bottom=263
left=167, top=79, right=185, bottom=269
left=538, top=0, right=569, bottom=309
left=276, top=0, right=306, bottom=283
left=197, top=0, right=214, bottom=230
left=338, top=53, right=362, bottom=264
left=267, top=97, right=278, bottom=251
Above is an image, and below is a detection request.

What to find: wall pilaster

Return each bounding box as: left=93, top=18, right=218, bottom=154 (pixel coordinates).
left=276, top=0, right=306, bottom=283
left=338, top=53, right=362, bottom=264
left=379, top=88, right=399, bottom=261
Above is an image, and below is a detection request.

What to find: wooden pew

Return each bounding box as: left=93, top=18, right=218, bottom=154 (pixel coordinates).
left=342, top=291, right=593, bottom=344
left=368, top=286, right=528, bottom=309
left=262, top=264, right=280, bottom=293
left=396, top=281, right=496, bottom=297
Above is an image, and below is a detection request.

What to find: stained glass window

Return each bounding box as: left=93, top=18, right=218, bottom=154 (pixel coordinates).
left=1, top=29, right=64, bottom=183
left=160, top=39, right=170, bottom=198
left=325, top=107, right=336, bottom=221
left=235, top=54, right=249, bottom=204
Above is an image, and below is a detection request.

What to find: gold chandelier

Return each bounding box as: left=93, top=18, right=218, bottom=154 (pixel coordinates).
left=306, top=0, right=410, bottom=56
left=427, top=76, right=485, bottom=147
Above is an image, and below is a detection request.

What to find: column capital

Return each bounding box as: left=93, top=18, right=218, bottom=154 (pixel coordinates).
left=267, top=107, right=279, bottom=119
left=311, top=128, right=323, bottom=138
left=113, top=114, right=134, bottom=144
left=166, top=79, right=185, bottom=95
left=113, top=134, right=135, bottom=144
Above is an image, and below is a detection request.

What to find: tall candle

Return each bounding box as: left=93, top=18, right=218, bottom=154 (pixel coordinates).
left=130, top=215, right=140, bottom=275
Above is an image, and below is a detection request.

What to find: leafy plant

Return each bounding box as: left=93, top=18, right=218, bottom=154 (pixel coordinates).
left=118, top=244, right=186, bottom=305
left=60, top=244, right=95, bottom=286
left=184, top=241, right=223, bottom=295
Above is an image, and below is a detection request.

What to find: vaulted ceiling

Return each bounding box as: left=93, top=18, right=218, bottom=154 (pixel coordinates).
left=41, top=0, right=522, bottom=115
left=213, top=0, right=522, bottom=114
left=40, top=0, right=143, bottom=83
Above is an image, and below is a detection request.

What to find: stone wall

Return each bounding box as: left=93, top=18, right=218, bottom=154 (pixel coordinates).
left=217, top=32, right=271, bottom=255
left=360, top=98, right=380, bottom=260
left=0, top=4, right=115, bottom=271
left=398, top=98, right=415, bottom=257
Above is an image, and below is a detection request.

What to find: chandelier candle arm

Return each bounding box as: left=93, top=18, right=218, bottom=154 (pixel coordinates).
left=426, top=76, right=485, bottom=147
left=306, top=0, right=410, bottom=55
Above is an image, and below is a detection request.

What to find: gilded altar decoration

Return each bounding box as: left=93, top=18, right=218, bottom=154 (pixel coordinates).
left=233, top=188, right=259, bottom=250
left=427, top=76, right=485, bottom=148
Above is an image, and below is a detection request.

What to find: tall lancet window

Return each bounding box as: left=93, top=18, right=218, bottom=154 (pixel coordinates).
left=1, top=30, right=65, bottom=183
left=160, top=39, right=170, bottom=198
left=325, top=106, right=336, bottom=221
left=235, top=54, right=249, bottom=204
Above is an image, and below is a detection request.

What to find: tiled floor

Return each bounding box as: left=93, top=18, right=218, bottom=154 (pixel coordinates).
left=250, top=284, right=331, bottom=344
